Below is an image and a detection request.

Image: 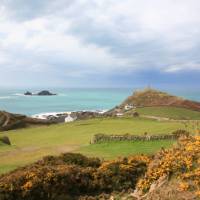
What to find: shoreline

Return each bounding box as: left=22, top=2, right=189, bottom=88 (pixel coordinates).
left=31, top=109, right=108, bottom=123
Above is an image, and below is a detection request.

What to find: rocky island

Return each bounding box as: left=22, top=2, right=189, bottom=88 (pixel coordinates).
left=24, top=90, right=56, bottom=96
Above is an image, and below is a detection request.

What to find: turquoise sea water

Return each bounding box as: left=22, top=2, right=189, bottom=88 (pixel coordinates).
left=0, top=88, right=200, bottom=116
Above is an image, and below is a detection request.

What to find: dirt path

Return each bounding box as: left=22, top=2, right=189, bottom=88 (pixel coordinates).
left=141, top=115, right=170, bottom=121
left=141, top=115, right=200, bottom=122
left=0, top=144, right=80, bottom=160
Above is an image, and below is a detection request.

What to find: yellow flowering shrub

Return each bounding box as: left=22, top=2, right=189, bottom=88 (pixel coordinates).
left=0, top=153, right=149, bottom=200
left=136, top=136, right=200, bottom=198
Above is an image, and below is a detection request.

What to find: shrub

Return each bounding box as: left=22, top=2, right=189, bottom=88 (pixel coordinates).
left=133, top=112, right=139, bottom=117
left=0, top=136, right=11, bottom=145
left=136, top=136, right=200, bottom=198
left=0, top=154, right=149, bottom=200
left=171, top=129, right=190, bottom=138
left=60, top=153, right=101, bottom=167
left=39, top=153, right=101, bottom=168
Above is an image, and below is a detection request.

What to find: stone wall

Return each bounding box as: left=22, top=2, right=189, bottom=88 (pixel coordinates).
left=91, top=131, right=188, bottom=144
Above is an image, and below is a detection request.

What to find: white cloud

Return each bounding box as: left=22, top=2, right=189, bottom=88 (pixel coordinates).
left=0, top=0, right=200, bottom=86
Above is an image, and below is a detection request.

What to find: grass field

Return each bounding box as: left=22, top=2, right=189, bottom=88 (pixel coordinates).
left=0, top=117, right=187, bottom=174
left=0, top=141, right=5, bottom=146
left=77, top=140, right=175, bottom=159
left=136, top=106, right=200, bottom=120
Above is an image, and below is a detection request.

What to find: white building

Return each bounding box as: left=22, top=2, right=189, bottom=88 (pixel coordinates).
left=116, top=113, right=124, bottom=117
left=124, top=104, right=134, bottom=111
left=65, top=115, right=75, bottom=123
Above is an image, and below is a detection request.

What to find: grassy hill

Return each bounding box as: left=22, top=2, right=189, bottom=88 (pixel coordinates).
left=121, top=88, right=200, bottom=111
left=137, top=106, right=200, bottom=120
left=0, top=117, right=186, bottom=174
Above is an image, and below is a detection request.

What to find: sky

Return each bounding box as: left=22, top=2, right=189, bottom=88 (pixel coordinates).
left=0, top=0, right=200, bottom=88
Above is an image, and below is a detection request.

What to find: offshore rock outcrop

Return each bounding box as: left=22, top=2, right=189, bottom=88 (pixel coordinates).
left=24, top=90, right=56, bottom=96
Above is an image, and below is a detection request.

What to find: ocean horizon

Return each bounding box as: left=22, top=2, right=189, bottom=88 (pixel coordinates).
left=0, top=87, right=200, bottom=116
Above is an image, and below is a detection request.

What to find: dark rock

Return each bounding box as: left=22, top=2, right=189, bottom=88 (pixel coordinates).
left=71, top=111, right=102, bottom=120
left=37, top=90, right=56, bottom=96
left=24, top=91, right=32, bottom=95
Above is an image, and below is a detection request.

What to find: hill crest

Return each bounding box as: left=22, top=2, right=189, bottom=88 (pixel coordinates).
left=120, top=88, right=200, bottom=112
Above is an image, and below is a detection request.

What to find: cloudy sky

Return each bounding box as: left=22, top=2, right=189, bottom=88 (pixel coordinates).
left=0, top=0, right=200, bottom=88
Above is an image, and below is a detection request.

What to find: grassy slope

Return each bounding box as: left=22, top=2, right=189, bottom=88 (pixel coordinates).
left=136, top=106, right=200, bottom=120
left=77, top=140, right=175, bottom=159
left=0, top=117, right=186, bottom=174
left=0, top=141, right=5, bottom=146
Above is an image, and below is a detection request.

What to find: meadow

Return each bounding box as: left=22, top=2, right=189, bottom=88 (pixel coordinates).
left=77, top=140, right=175, bottom=159
left=136, top=106, right=200, bottom=120
left=0, top=117, right=187, bottom=174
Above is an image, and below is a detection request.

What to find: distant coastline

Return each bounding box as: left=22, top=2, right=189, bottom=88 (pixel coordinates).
left=32, top=109, right=108, bottom=122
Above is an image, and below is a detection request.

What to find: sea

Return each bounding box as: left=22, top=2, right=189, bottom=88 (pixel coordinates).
left=0, top=88, right=200, bottom=116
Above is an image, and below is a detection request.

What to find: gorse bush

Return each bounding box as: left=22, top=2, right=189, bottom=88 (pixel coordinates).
left=0, top=153, right=149, bottom=200
left=136, top=136, right=200, bottom=198
left=39, top=153, right=101, bottom=167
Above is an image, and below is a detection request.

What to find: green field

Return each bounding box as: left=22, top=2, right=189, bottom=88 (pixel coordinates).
left=0, top=117, right=187, bottom=174
left=136, top=106, right=200, bottom=120
left=77, top=140, right=175, bottom=159
left=0, top=141, right=5, bottom=146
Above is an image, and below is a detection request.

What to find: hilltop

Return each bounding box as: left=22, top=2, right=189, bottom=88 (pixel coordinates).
left=122, top=88, right=200, bottom=111
left=107, top=88, right=200, bottom=120
left=0, top=111, right=54, bottom=131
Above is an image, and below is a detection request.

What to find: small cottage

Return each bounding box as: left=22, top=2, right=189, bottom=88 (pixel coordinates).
left=65, top=115, right=75, bottom=123
left=116, top=113, right=124, bottom=117
left=124, top=104, right=134, bottom=111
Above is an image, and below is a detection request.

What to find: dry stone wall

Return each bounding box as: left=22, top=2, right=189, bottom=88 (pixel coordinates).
left=91, top=131, right=189, bottom=144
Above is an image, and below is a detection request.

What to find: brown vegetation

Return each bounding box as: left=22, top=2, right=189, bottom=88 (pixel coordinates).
left=0, top=111, right=55, bottom=131
left=122, top=88, right=200, bottom=112
left=0, top=136, right=11, bottom=145
left=0, top=153, right=149, bottom=200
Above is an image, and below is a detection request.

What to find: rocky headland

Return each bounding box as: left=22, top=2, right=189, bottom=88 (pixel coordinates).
left=106, top=88, right=200, bottom=116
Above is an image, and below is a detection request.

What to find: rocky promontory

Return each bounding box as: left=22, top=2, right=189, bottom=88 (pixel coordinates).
left=106, top=88, right=200, bottom=116
left=24, top=90, right=56, bottom=96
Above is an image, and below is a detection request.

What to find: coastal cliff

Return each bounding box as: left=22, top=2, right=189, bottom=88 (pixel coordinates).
left=0, top=111, right=55, bottom=131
